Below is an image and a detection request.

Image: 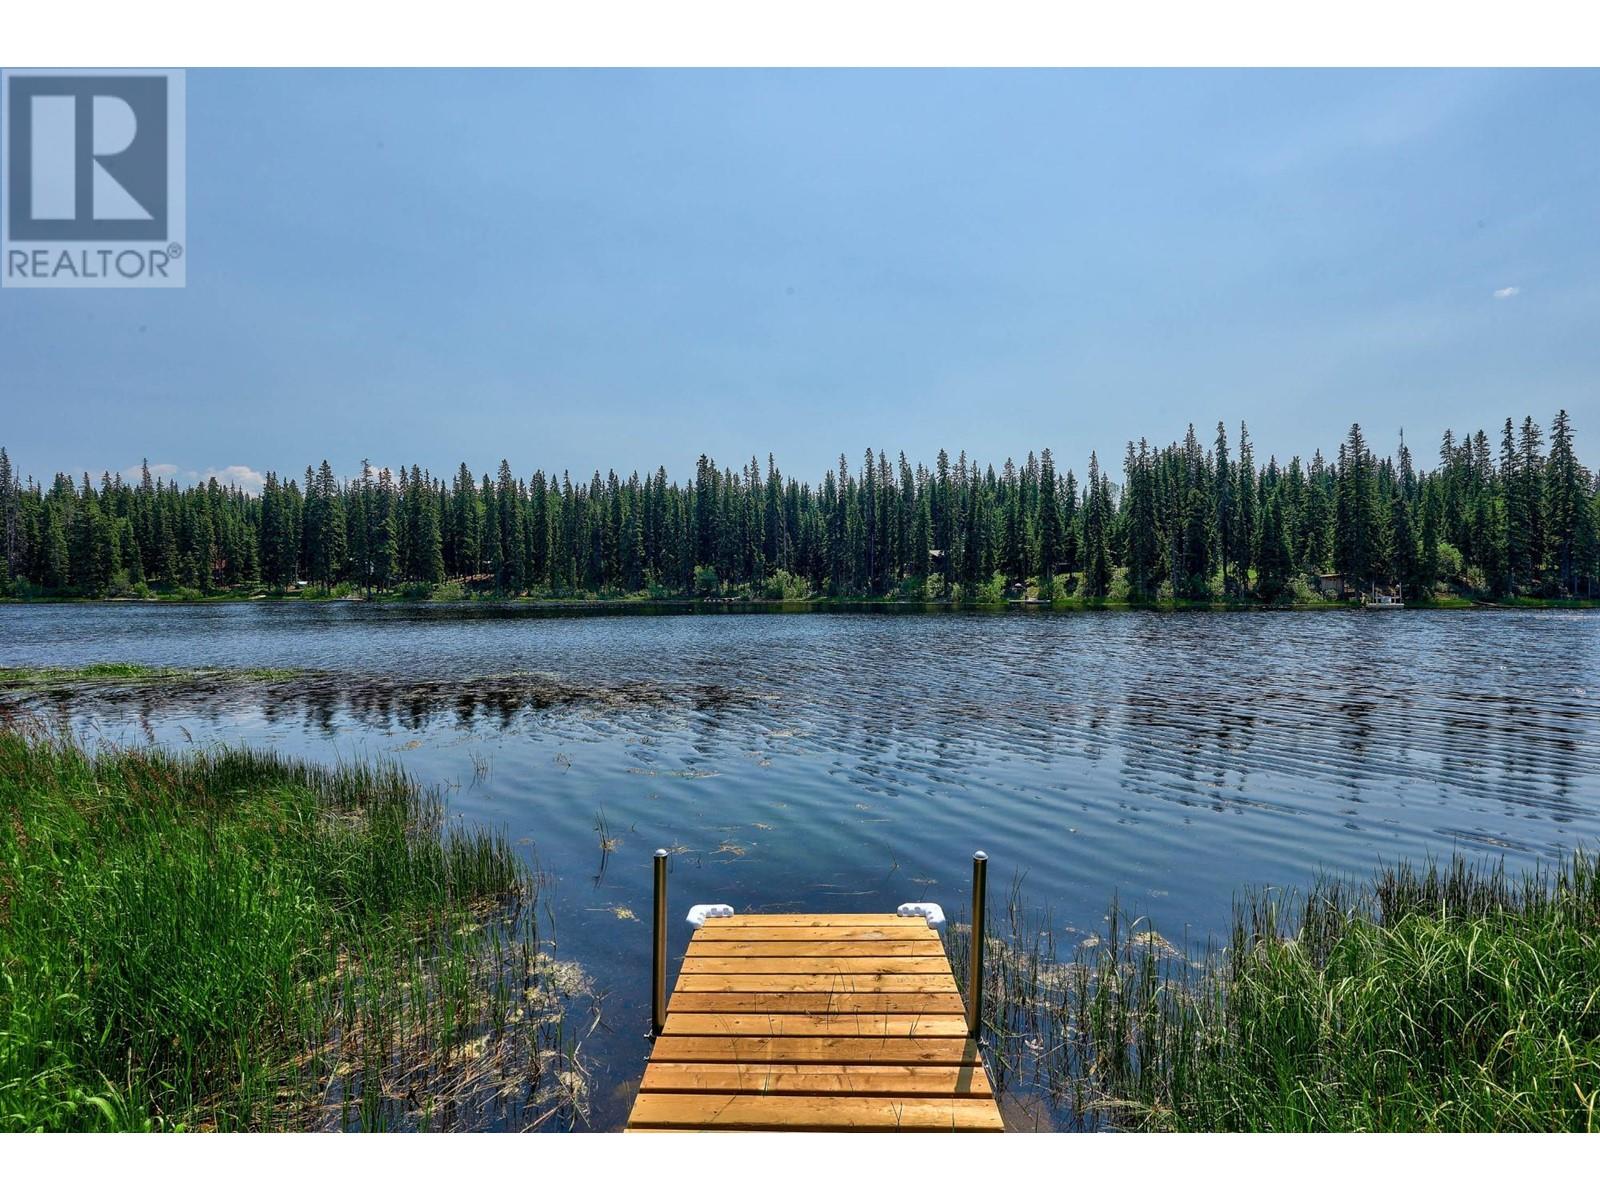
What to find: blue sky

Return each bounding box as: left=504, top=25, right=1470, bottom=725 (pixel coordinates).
left=3, top=68, right=1597, bottom=491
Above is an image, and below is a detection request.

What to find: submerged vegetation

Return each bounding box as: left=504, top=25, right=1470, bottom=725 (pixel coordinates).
left=952, top=852, right=1600, bottom=1132
left=0, top=662, right=767, bottom=726
left=0, top=663, right=301, bottom=687
left=0, top=725, right=594, bottom=1132
left=2, top=411, right=1597, bottom=606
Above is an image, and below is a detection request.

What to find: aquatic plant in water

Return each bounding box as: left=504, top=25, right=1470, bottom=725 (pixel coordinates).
left=0, top=722, right=596, bottom=1132
left=945, top=854, right=1600, bottom=1131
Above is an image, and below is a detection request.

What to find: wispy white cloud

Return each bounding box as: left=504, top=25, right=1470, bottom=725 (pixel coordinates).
left=1494, top=286, right=1520, bottom=300
left=129, top=463, right=268, bottom=495
left=210, top=465, right=268, bottom=493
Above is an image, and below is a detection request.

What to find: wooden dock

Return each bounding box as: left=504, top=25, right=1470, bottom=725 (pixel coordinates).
left=626, top=912, right=1003, bottom=1132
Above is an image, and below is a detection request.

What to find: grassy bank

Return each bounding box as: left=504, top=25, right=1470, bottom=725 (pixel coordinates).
left=951, top=853, right=1600, bottom=1131
left=0, top=726, right=592, bottom=1132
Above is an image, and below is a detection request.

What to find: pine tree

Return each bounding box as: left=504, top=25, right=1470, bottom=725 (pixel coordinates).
left=1234, top=422, right=1256, bottom=590
left=1300, top=451, right=1333, bottom=572
left=1336, top=424, right=1381, bottom=589
left=1060, top=469, right=1080, bottom=579
left=1546, top=409, right=1584, bottom=594
left=1123, top=441, right=1160, bottom=600
left=412, top=469, right=445, bottom=585
left=495, top=460, right=523, bottom=592
left=452, top=464, right=481, bottom=577
left=156, top=505, right=180, bottom=586
left=1500, top=418, right=1527, bottom=593
left=911, top=487, right=932, bottom=581
left=1576, top=489, right=1600, bottom=598
left=309, top=460, right=346, bottom=587
left=1179, top=485, right=1209, bottom=596
left=0, top=417, right=1588, bottom=606
left=260, top=474, right=290, bottom=588
left=347, top=464, right=372, bottom=594
left=1420, top=484, right=1442, bottom=595
left=1255, top=493, right=1292, bottom=602
left=369, top=469, right=399, bottom=591
left=1036, top=448, right=1061, bottom=587
left=1519, top=416, right=1546, bottom=586
left=1389, top=492, right=1422, bottom=601
left=40, top=504, right=69, bottom=590
left=1213, top=422, right=1234, bottom=595
left=1080, top=452, right=1112, bottom=599
left=0, top=447, right=16, bottom=589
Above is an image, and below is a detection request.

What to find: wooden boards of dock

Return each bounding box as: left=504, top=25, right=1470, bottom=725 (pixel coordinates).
left=626, top=912, right=1003, bottom=1132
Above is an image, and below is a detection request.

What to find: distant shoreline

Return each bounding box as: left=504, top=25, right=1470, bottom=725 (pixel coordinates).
left=3, top=592, right=1595, bottom=614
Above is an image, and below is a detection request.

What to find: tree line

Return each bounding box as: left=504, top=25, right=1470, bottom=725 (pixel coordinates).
left=1, top=412, right=1596, bottom=603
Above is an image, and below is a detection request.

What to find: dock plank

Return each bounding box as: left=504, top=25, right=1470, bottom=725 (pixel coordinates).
left=668, top=991, right=968, bottom=1014
left=685, top=939, right=940, bottom=957
left=674, top=972, right=958, bottom=993
left=628, top=1093, right=1003, bottom=1131
left=662, top=1012, right=972, bottom=1037
left=692, top=925, right=939, bottom=943
left=627, top=912, right=1001, bottom=1132
left=640, top=1062, right=993, bottom=1097
left=649, top=1035, right=981, bottom=1064
left=680, top=955, right=954, bottom=975
left=714, top=914, right=923, bottom=927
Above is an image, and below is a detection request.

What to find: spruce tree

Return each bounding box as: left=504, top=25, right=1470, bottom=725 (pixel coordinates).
left=452, top=464, right=481, bottom=576
left=1546, top=410, right=1584, bottom=593
left=1500, top=418, right=1527, bottom=592
left=1035, top=448, right=1060, bottom=588
left=1519, top=416, right=1546, bottom=585
left=1255, top=493, right=1292, bottom=602
left=0, top=448, right=15, bottom=588
left=1420, top=485, right=1442, bottom=595
left=1335, top=424, right=1381, bottom=589
left=41, top=505, right=69, bottom=590
left=1234, top=422, right=1256, bottom=590
left=413, top=470, right=445, bottom=585
left=1081, top=452, right=1112, bottom=599
left=1123, top=441, right=1160, bottom=599
left=1389, top=492, right=1422, bottom=600
left=1213, top=422, right=1233, bottom=595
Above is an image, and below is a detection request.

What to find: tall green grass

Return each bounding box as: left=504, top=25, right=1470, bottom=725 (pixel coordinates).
left=0, top=725, right=592, bottom=1131
left=949, top=853, right=1600, bottom=1131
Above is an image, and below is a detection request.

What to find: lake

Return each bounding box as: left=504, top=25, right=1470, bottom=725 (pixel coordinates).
left=4, top=603, right=1598, bottom=1128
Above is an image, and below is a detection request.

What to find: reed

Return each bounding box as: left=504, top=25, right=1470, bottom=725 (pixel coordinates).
left=947, top=852, right=1600, bottom=1131
left=0, top=723, right=594, bottom=1132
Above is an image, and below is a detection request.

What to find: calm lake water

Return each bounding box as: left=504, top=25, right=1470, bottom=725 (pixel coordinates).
left=5, top=603, right=1599, bottom=1128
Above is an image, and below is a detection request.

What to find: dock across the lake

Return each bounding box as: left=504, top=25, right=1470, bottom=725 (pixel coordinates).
left=626, top=911, right=1003, bottom=1132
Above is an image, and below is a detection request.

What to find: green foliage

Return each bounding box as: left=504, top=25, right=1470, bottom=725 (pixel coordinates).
left=1285, top=573, right=1319, bottom=605
left=763, top=569, right=810, bottom=600
left=0, top=728, right=582, bottom=1132
left=952, top=851, right=1600, bottom=1132
left=973, top=571, right=1008, bottom=605
left=1435, top=540, right=1464, bottom=583
left=1255, top=493, right=1293, bottom=601
left=0, top=410, right=1594, bottom=605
